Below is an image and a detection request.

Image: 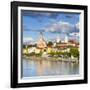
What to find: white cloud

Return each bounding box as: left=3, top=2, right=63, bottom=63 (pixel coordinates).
left=23, top=37, right=34, bottom=43
left=59, top=21, right=73, bottom=31
left=45, top=21, right=74, bottom=33
left=69, top=32, right=80, bottom=37
left=76, top=22, right=80, bottom=30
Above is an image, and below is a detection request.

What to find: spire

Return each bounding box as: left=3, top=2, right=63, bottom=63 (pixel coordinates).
left=56, top=34, right=60, bottom=43
left=40, top=32, right=44, bottom=40
left=65, top=35, right=68, bottom=43
left=37, top=32, right=47, bottom=49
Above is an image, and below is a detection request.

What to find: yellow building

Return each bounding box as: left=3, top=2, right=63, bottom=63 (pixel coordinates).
left=47, top=47, right=52, bottom=53
left=23, top=48, right=28, bottom=54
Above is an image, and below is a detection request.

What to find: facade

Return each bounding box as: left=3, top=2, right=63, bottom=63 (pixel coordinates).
left=37, top=32, right=47, bottom=49
left=23, top=33, right=79, bottom=55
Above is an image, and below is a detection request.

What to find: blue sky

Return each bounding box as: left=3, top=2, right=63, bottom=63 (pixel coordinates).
left=22, top=11, right=80, bottom=43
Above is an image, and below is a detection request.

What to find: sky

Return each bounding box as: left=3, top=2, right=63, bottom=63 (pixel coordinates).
left=21, top=10, right=80, bottom=43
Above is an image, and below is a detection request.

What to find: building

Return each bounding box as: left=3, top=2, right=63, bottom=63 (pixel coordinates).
left=37, top=32, right=47, bottom=50
left=56, top=34, right=60, bottom=43
left=64, top=35, right=68, bottom=43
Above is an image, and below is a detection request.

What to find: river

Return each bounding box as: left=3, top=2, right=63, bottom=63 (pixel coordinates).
left=22, top=58, right=79, bottom=77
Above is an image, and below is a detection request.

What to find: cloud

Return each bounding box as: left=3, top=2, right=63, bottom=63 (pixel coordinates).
left=23, top=37, right=34, bottom=43
left=45, top=21, right=78, bottom=33
left=23, top=21, right=80, bottom=34
left=75, top=22, right=80, bottom=30
left=22, top=11, right=59, bottom=19
left=69, top=32, right=80, bottom=37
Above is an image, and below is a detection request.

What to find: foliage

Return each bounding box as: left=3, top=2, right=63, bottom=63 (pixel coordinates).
left=23, top=44, right=79, bottom=59
left=35, top=52, right=42, bottom=57
left=70, top=47, right=79, bottom=58
left=28, top=52, right=35, bottom=56
left=48, top=51, right=69, bottom=58
left=47, top=41, right=53, bottom=46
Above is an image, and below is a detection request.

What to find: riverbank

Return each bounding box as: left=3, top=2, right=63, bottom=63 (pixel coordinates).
left=23, top=55, right=79, bottom=63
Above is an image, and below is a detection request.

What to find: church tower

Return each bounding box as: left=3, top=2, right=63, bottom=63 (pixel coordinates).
left=56, top=34, right=60, bottom=43
left=64, top=35, right=68, bottom=43
left=37, top=32, right=47, bottom=49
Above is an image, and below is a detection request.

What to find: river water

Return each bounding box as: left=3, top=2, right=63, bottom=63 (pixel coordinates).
left=22, top=58, right=79, bottom=77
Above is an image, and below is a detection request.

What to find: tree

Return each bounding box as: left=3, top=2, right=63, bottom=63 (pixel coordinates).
left=47, top=41, right=53, bottom=46
left=70, top=48, right=79, bottom=59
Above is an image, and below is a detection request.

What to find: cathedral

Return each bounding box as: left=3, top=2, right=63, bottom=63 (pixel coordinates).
left=37, top=32, right=47, bottom=50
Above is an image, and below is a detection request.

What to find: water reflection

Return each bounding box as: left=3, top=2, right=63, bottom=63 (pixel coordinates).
left=22, top=58, right=79, bottom=77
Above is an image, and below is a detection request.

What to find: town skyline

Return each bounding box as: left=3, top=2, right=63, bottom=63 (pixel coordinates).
left=22, top=10, right=80, bottom=78
left=22, top=10, right=80, bottom=43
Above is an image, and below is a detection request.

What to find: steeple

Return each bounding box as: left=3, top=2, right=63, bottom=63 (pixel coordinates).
left=64, top=35, right=68, bottom=43
left=56, top=34, right=60, bottom=43
left=39, top=32, right=44, bottom=41
left=37, top=32, right=47, bottom=49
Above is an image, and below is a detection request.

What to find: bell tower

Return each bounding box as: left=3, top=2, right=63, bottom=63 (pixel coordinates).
left=37, top=32, right=47, bottom=49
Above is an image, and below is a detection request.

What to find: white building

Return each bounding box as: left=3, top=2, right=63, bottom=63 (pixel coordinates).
left=64, top=35, right=68, bottom=43
left=56, top=34, right=60, bottom=43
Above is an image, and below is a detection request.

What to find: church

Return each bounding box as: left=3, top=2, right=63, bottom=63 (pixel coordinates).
left=37, top=32, right=47, bottom=50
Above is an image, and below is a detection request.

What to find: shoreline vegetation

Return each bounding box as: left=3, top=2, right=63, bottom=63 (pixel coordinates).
left=23, top=45, right=79, bottom=63
left=23, top=55, right=79, bottom=63
left=23, top=38, right=79, bottom=63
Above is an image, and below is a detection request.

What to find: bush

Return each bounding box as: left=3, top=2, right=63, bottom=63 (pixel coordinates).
left=48, top=51, right=55, bottom=56
left=47, top=41, right=53, bottom=46
left=29, top=52, right=35, bottom=56
left=48, top=51, right=69, bottom=58
left=70, top=48, right=79, bottom=58
left=35, top=52, right=42, bottom=57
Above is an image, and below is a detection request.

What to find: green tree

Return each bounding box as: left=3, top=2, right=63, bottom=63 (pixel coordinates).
left=70, top=48, right=79, bottom=59
left=47, top=41, right=53, bottom=46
